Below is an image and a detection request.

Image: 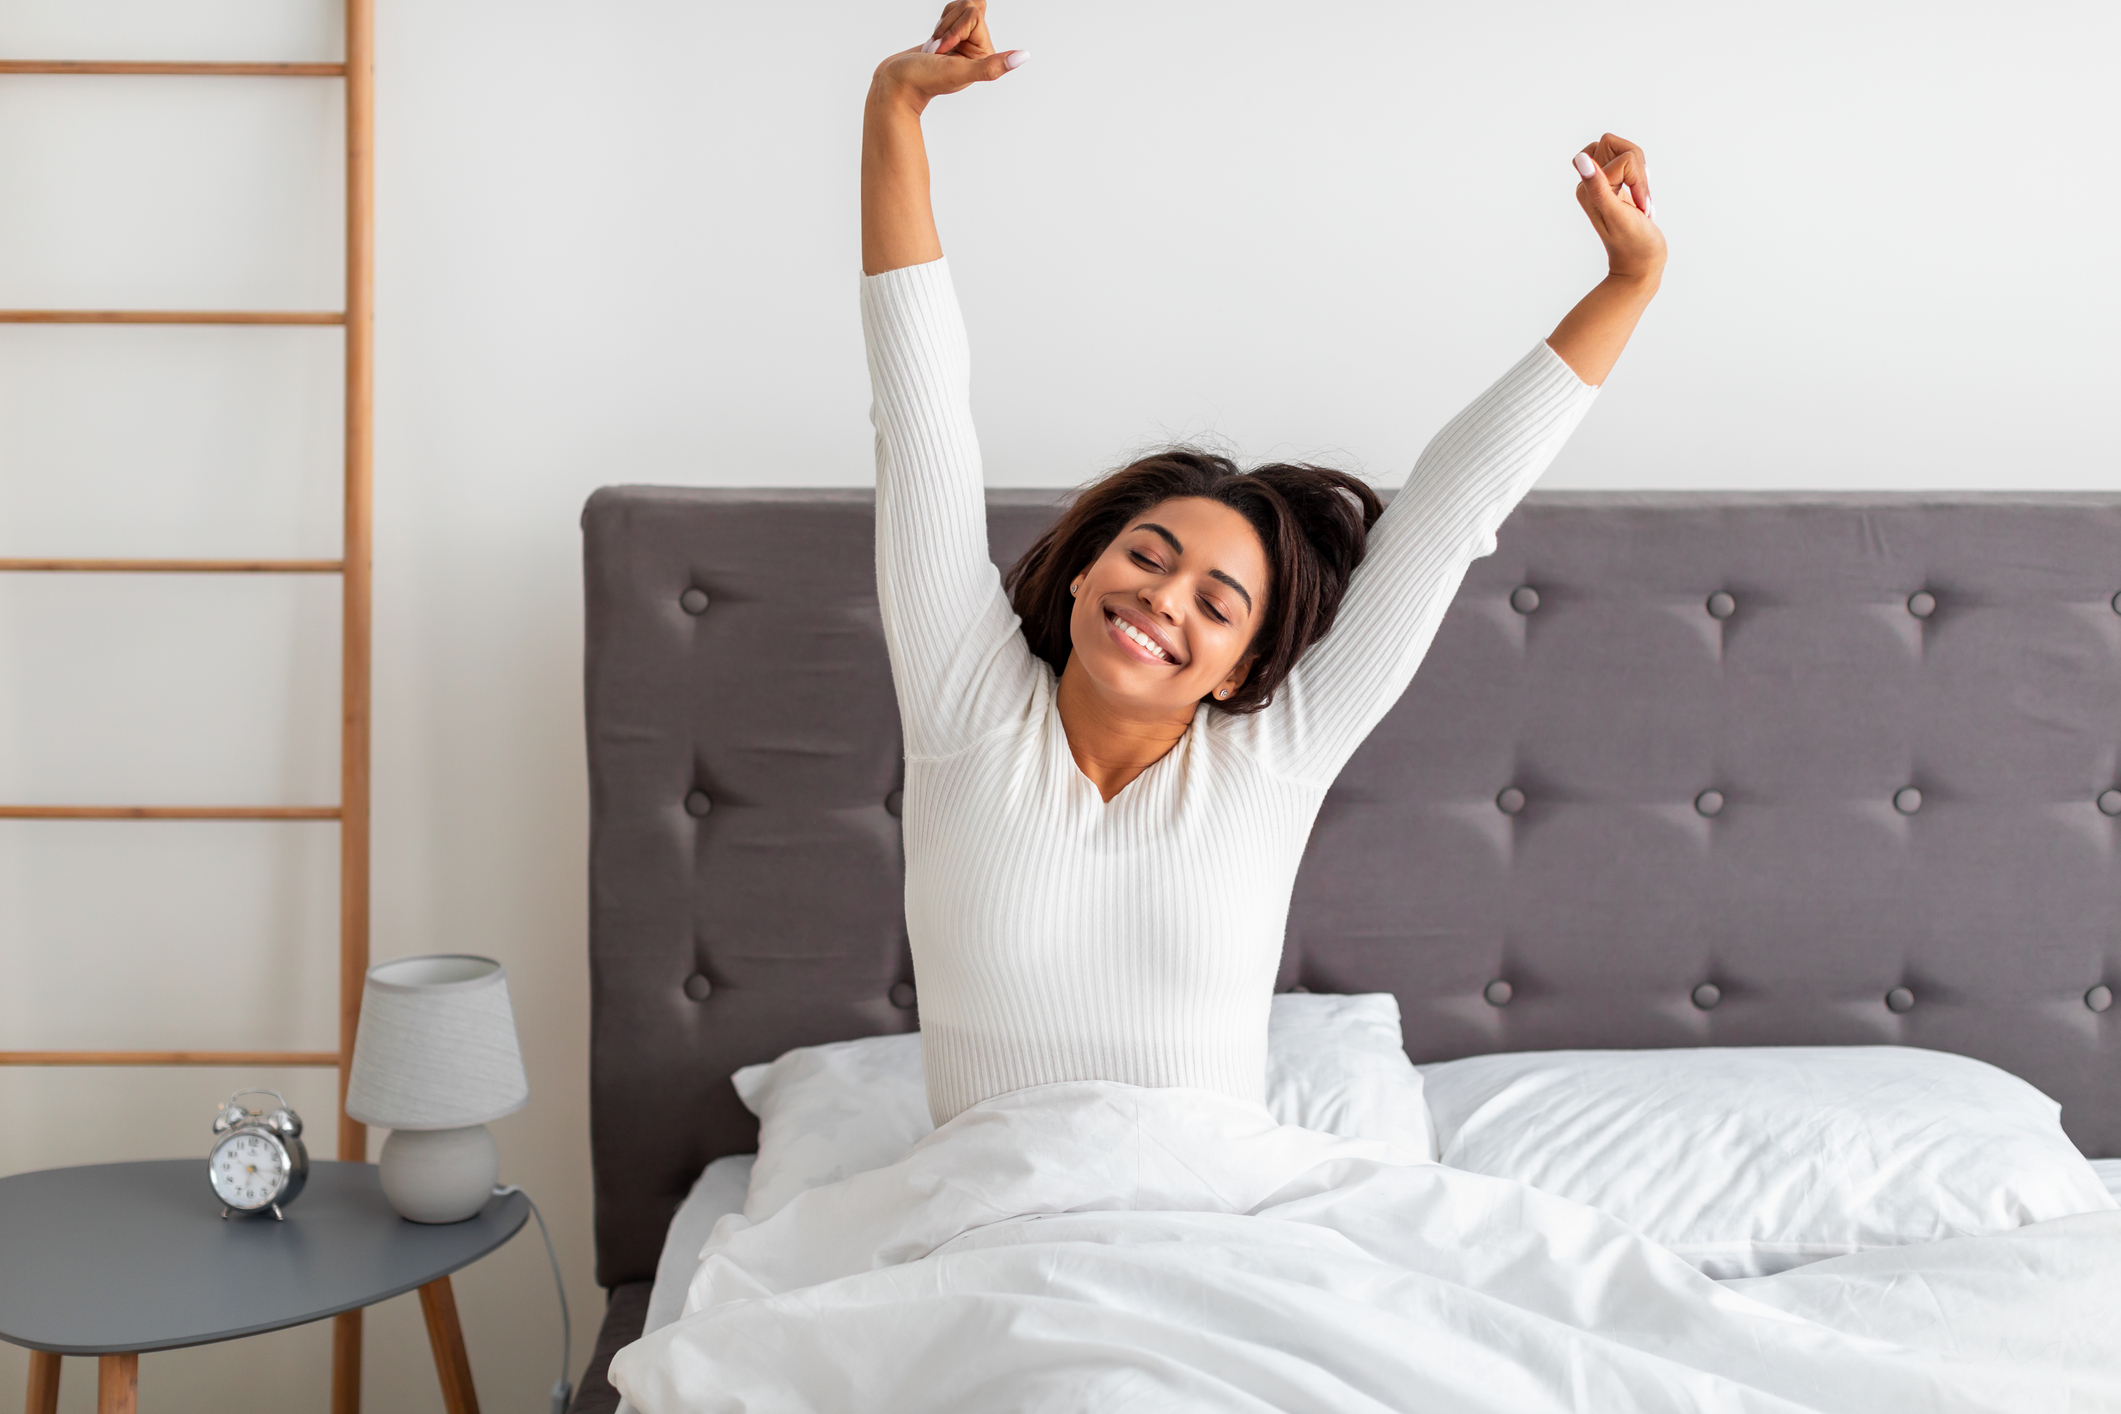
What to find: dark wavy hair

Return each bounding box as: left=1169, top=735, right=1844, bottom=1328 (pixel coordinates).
left=1002, top=448, right=1384, bottom=714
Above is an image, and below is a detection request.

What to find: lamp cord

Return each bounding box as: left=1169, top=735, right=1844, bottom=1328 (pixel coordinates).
left=493, top=1184, right=573, bottom=1414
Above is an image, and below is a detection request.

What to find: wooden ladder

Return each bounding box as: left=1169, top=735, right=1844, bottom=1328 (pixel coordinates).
left=0, top=5, right=375, bottom=1409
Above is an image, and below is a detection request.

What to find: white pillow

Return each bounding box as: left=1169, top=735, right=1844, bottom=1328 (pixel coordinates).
left=731, top=1030, right=930, bottom=1221
left=1266, top=991, right=1436, bottom=1161
left=1420, top=1045, right=2118, bottom=1278
left=732, top=991, right=1431, bottom=1221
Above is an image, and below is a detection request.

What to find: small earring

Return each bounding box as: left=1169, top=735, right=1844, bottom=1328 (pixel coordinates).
left=1069, top=581, right=1080, bottom=597
left=1216, top=688, right=1230, bottom=699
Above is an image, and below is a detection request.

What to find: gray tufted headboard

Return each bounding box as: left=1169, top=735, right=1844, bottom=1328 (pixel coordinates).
left=582, top=487, right=2121, bottom=1288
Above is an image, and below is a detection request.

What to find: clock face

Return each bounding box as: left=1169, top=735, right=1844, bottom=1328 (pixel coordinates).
left=211, top=1130, right=288, bottom=1210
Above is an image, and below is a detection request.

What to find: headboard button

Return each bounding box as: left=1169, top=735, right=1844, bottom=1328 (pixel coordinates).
left=885, top=790, right=904, bottom=817
left=1892, top=787, right=1923, bottom=815
left=1483, top=979, right=1514, bottom=1007
left=2098, top=789, right=2121, bottom=817
left=889, top=981, right=918, bottom=1010
left=1495, top=787, right=1526, bottom=816
left=1885, top=986, right=1916, bottom=1013
left=680, top=587, right=710, bottom=615
left=1509, top=585, right=1541, bottom=615
left=1693, top=789, right=1725, bottom=818
left=1691, top=982, right=1722, bottom=1010
left=2111, top=590, right=2121, bottom=616
left=1906, top=590, right=1936, bottom=619
left=683, top=973, right=713, bottom=1002
left=1706, top=591, right=1736, bottom=620
left=2087, top=984, right=2114, bottom=1014
left=684, top=789, right=713, bottom=818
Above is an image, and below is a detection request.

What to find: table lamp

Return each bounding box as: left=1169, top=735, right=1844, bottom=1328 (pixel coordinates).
left=345, top=953, right=529, bottom=1223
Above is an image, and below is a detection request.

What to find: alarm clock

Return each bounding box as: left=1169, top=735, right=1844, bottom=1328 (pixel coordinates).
left=208, top=1089, right=309, bottom=1220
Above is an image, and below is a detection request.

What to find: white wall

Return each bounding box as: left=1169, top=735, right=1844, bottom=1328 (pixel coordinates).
left=0, top=0, right=2114, bottom=1408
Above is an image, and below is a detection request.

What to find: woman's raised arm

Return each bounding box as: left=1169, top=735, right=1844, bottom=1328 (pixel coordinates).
left=861, top=4, right=1034, bottom=760
left=1229, top=136, right=1665, bottom=785
left=863, top=1, right=1026, bottom=275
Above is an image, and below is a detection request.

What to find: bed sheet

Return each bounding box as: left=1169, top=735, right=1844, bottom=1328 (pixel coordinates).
left=614, top=1090, right=2121, bottom=1413
left=610, top=1156, right=754, bottom=1414
left=645, top=1155, right=756, bottom=1335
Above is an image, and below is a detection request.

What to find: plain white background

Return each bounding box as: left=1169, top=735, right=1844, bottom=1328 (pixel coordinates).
left=0, top=0, right=2114, bottom=1408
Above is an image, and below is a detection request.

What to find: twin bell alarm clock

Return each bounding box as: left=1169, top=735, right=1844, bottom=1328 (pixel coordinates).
left=208, top=1089, right=309, bottom=1220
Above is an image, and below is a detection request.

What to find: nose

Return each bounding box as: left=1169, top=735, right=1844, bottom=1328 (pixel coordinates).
left=1140, top=579, right=1185, bottom=622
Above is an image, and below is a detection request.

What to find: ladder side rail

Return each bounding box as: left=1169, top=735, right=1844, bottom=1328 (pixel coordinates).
left=0, top=16, right=379, bottom=1406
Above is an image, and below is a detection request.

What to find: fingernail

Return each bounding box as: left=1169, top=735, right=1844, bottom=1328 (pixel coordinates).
left=1004, top=49, right=1029, bottom=69
left=1572, top=153, right=1598, bottom=179
left=921, top=38, right=940, bottom=53
left=1648, top=201, right=1659, bottom=222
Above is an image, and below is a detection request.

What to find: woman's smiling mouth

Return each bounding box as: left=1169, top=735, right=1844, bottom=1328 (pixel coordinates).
left=1105, top=607, right=1181, bottom=666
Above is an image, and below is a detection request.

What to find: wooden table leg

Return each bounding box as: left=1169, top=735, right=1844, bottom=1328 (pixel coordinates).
left=418, top=1276, right=480, bottom=1414
left=95, top=1354, right=136, bottom=1414
left=24, top=1350, right=59, bottom=1414
left=332, top=1309, right=362, bottom=1414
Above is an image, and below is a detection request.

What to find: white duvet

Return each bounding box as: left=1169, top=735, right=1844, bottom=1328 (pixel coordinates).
left=611, top=1082, right=2121, bottom=1413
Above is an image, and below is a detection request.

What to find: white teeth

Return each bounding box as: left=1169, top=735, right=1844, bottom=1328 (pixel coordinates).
left=1111, top=613, right=1171, bottom=662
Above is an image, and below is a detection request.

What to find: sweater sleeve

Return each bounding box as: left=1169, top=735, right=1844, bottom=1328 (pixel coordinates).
left=862, top=257, right=1043, bottom=759
left=1224, top=339, right=1599, bottom=785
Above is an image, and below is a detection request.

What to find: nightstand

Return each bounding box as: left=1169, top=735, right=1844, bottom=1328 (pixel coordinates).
left=0, top=1159, right=527, bottom=1413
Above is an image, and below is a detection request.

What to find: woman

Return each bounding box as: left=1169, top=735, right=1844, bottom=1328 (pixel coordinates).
left=864, top=2, right=1664, bottom=1128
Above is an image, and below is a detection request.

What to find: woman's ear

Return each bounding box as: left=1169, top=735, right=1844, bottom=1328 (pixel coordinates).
left=1212, top=658, right=1254, bottom=702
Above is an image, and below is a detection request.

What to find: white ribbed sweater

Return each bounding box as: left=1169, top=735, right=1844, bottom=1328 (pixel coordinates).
left=864, top=258, right=1599, bottom=1126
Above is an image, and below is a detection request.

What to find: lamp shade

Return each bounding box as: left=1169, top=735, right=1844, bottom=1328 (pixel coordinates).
left=345, top=954, right=529, bottom=1130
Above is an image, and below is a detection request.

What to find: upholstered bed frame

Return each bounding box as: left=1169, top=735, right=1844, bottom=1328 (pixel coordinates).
left=571, top=487, right=2121, bottom=1408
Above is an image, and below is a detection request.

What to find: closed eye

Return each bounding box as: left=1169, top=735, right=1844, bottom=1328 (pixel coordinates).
left=1129, top=550, right=1162, bottom=571
left=1199, top=597, right=1230, bottom=625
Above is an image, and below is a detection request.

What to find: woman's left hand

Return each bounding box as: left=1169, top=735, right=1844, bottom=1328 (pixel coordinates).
left=1572, top=134, right=1666, bottom=282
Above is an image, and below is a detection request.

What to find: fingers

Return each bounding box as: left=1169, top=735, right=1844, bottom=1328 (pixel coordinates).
left=1602, top=151, right=1645, bottom=216
left=1570, top=139, right=1668, bottom=279
left=927, top=0, right=986, bottom=54
left=896, top=46, right=1027, bottom=96
left=974, top=49, right=1028, bottom=81
left=1572, top=152, right=1614, bottom=241
left=918, top=0, right=1023, bottom=83
left=1575, top=137, right=1655, bottom=223
left=1581, top=132, right=1652, bottom=215
left=1572, top=149, right=1616, bottom=209
left=1571, top=151, right=1630, bottom=246
left=1602, top=133, right=1650, bottom=210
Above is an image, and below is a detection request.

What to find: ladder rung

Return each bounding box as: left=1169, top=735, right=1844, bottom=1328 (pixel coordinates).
left=0, top=62, right=345, bottom=78
left=0, top=558, right=343, bottom=573
left=0, top=1050, right=341, bottom=1066
left=0, top=806, right=341, bottom=820
left=0, top=310, right=343, bottom=326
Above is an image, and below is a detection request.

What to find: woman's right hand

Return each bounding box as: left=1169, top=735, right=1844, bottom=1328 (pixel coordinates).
left=864, top=3, right=1023, bottom=272
left=1571, top=134, right=1665, bottom=284
left=872, top=1, right=1027, bottom=110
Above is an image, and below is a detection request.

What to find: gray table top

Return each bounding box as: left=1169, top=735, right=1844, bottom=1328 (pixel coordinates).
left=0, top=1159, right=527, bottom=1355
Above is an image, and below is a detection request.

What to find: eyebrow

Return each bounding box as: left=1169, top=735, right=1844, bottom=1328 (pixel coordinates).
left=1208, top=569, right=1254, bottom=612
left=1136, top=522, right=1184, bottom=555
left=1131, top=521, right=1254, bottom=614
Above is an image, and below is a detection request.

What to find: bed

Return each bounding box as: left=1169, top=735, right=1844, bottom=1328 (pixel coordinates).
left=572, top=488, right=2121, bottom=1412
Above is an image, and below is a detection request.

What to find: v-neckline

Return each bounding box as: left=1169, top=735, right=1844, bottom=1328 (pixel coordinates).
left=1054, top=697, right=1203, bottom=809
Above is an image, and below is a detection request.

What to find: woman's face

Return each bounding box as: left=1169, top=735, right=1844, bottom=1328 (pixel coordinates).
left=1066, top=497, right=1270, bottom=717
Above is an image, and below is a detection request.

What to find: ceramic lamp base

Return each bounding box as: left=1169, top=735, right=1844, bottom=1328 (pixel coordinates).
left=378, top=1124, right=498, bottom=1223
